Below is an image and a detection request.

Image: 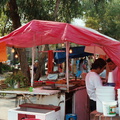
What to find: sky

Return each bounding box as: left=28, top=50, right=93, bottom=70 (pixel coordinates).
left=71, top=18, right=85, bottom=26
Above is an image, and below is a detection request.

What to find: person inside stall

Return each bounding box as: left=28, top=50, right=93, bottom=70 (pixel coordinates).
left=79, top=58, right=87, bottom=73
left=106, top=58, right=118, bottom=84
left=85, top=58, right=106, bottom=112
left=75, top=58, right=87, bottom=78
left=34, top=60, right=38, bottom=75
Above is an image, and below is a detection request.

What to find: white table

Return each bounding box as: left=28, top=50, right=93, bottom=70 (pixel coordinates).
left=0, top=89, right=60, bottom=95
left=0, top=89, right=60, bottom=106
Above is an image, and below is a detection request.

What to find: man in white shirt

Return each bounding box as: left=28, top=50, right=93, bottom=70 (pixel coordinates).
left=85, top=58, right=106, bottom=111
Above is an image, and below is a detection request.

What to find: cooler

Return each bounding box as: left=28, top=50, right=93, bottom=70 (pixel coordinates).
left=8, top=103, right=61, bottom=120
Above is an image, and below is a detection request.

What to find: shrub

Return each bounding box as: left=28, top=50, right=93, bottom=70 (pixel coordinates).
left=1, top=64, right=12, bottom=72
left=4, top=71, right=29, bottom=88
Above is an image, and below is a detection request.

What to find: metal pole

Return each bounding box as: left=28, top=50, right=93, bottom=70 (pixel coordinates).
left=31, top=47, right=35, bottom=86
left=66, top=41, right=70, bottom=92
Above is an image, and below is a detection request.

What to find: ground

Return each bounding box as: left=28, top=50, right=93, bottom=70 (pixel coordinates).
left=0, top=94, right=16, bottom=120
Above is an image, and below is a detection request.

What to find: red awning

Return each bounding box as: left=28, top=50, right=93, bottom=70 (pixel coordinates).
left=0, top=20, right=119, bottom=66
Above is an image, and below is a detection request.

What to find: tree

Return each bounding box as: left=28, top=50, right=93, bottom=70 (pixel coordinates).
left=6, top=0, right=31, bottom=81
left=82, top=0, right=120, bottom=40
left=0, top=12, right=12, bottom=36
left=102, top=1, right=120, bottom=40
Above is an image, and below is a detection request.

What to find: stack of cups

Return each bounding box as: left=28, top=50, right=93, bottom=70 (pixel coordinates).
left=106, top=72, right=115, bottom=86
left=117, top=89, right=120, bottom=116
left=108, top=72, right=114, bottom=83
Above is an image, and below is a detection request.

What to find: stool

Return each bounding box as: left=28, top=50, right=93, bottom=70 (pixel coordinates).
left=66, top=114, right=77, bottom=120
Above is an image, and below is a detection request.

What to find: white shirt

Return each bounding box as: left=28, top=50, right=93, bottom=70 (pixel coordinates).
left=85, top=71, right=102, bottom=101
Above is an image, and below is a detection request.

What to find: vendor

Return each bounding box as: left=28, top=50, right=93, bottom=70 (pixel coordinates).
left=85, top=58, right=106, bottom=112
left=34, top=60, right=38, bottom=74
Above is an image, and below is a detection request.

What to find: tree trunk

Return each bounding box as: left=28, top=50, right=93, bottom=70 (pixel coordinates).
left=34, top=45, right=49, bottom=81
left=16, top=48, right=31, bottom=81
left=53, top=0, right=61, bottom=20
left=8, top=0, right=31, bottom=82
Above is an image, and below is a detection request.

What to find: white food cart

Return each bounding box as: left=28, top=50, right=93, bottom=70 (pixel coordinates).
left=0, top=86, right=89, bottom=120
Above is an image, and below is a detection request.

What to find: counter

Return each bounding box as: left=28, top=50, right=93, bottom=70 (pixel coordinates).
left=0, top=89, right=60, bottom=96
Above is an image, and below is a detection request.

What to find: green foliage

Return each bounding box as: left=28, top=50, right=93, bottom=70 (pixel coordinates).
left=4, top=71, right=29, bottom=88
left=0, top=0, right=13, bottom=36
left=0, top=0, right=88, bottom=37
left=1, top=64, right=12, bottom=72
left=17, top=0, right=83, bottom=23
left=27, top=58, right=32, bottom=65
left=83, top=0, right=120, bottom=40
left=103, top=1, right=120, bottom=39
left=0, top=12, right=12, bottom=36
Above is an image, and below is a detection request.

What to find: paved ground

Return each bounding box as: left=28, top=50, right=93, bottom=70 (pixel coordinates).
left=0, top=74, right=15, bottom=120
left=0, top=94, right=38, bottom=120
left=0, top=94, right=16, bottom=120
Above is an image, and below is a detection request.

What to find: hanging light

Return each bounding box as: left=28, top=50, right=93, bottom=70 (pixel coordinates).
left=15, top=54, right=18, bottom=58
left=11, top=47, right=15, bottom=53
left=61, top=43, right=64, bottom=47
left=69, top=49, right=72, bottom=53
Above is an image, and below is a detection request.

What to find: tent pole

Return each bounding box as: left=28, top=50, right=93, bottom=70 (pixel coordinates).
left=94, top=46, right=96, bottom=61
left=66, top=41, right=70, bottom=92
left=31, top=47, right=35, bottom=87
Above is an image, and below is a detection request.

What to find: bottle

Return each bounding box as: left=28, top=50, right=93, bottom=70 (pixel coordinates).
left=29, top=86, right=33, bottom=92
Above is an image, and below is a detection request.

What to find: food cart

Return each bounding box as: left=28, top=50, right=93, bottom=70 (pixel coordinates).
left=0, top=85, right=89, bottom=120
left=0, top=20, right=120, bottom=120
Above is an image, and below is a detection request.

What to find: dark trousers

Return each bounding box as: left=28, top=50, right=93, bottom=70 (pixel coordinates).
left=90, top=99, right=96, bottom=112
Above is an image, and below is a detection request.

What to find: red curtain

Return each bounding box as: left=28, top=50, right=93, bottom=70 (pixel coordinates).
left=48, top=50, right=54, bottom=73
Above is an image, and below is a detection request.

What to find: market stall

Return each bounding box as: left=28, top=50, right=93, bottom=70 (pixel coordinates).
left=1, top=20, right=120, bottom=87
left=0, top=20, right=120, bottom=120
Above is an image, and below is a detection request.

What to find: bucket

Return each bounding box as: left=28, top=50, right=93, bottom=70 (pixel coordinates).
left=96, top=86, right=115, bottom=93
left=96, top=86, right=115, bottom=113
left=102, top=101, right=117, bottom=117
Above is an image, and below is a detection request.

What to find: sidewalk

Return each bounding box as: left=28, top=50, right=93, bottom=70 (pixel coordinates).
left=0, top=73, right=15, bottom=120
left=0, top=94, right=16, bottom=120
left=0, top=94, right=37, bottom=120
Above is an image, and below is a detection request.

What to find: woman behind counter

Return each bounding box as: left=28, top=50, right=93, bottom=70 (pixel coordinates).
left=85, top=58, right=106, bottom=112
